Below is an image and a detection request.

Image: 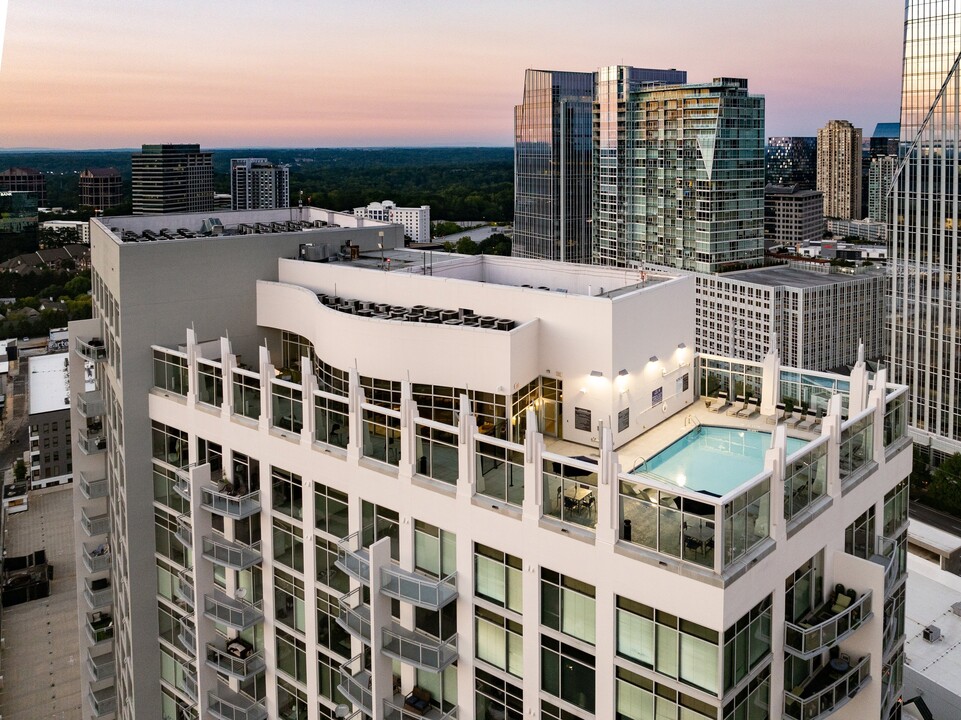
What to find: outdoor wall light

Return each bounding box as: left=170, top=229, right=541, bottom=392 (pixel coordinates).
left=649, top=355, right=659, bottom=363
left=677, top=343, right=686, bottom=350
left=590, top=370, right=604, bottom=378
left=618, top=369, right=629, bottom=377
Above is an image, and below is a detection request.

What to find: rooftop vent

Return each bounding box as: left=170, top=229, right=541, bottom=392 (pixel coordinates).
left=952, top=602, right=961, bottom=618
left=923, top=625, right=942, bottom=643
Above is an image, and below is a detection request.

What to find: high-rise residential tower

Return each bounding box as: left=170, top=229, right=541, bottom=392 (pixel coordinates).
left=867, top=156, right=897, bottom=225
left=890, top=1, right=961, bottom=458
left=816, top=121, right=863, bottom=220
left=230, top=158, right=291, bottom=211
left=766, top=137, right=817, bottom=189
left=131, top=144, right=213, bottom=216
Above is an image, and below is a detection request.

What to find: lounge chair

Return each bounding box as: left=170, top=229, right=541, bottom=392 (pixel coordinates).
left=766, top=402, right=786, bottom=425
left=726, top=395, right=747, bottom=416
left=706, top=391, right=727, bottom=411
left=786, top=409, right=805, bottom=428
left=708, top=392, right=731, bottom=414
left=737, top=397, right=760, bottom=419
left=798, top=409, right=820, bottom=432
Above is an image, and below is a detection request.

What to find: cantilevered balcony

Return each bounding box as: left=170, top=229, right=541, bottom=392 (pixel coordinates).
left=176, top=569, right=194, bottom=609
left=89, top=686, right=116, bottom=718
left=383, top=696, right=457, bottom=720
left=338, top=655, right=373, bottom=715
left=86, top=611, right=113, bottom=646
left=82, top=540, right=111, bottom=573
left=87, top=649, right=115, bottom=682
left=381, top=567, right=457, bottom=610
left=76, top=336, right=107, bottom=362
left=784, top=590, right=872, bottom=659
left=81, top=508, right=109, bottom=538
left=202, top=534, right=262, bottom=571
left=382, top=623, right=458, bottom=672
left=200, top=485, right=261, bottom=520
left=174, top=515, right=192, bottom=548
left=79, top=471, right=107, bottom=499
left=78, top=427, right=108, bottom=455
left=203, top=589, right=263, bottom=631
left=207, top=684, right=268, bottom=720
left=178, top=619, right=196, bottom=653
left=872, top=536, right=903, bottom=593
left=84, top=578, right=112, bottom=609
left=783, top=654, right=871, bottom=720
left=205, top=640, right=266, bottom=682
left=181, top=669, right=198, bottom=703
left=77, top=390, right=104, bottom=418
left=336, top=588, right=372, bottom=645
left=173, top=478, right=192, bottom=502
left=336, top=529, right=370, bottom=584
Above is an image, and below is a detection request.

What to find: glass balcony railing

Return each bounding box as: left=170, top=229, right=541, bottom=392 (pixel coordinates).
left=78, top=426, right=108, bottom=455
left=176, top=569, right=194, bottom=609
left=82, top=540, right=111, bottom=573
left=336, top=588, right=372, bottom=645
left=84, top=579, right=112, bottom=609
left=77, top=390, right=104, bottom=418
left=203, top=589, right=264, bottom=631
left=87, top=649, right=115, bottom=682
left=173, top=478, right=192, bottom=502
left=202, top=534, right=262, bottom=570
left=89, top=687, right=116, bottom=718
left=207, top=684, right=268, bottom=720
left=182, top=669, right=198, bottom=703
left=81, top=508, right=109, bottom=537
left=383, top=697, right=457, bottom=720
left=76, top=336, right=107, bottom=362
left=872, top=536, right=902, bottom=592
left=205, top=641, right=266, bottom=682
left=79, top=471, right=107, bottom=499
left=336, top=529, right=371, bottom=584
left=380, top=567, right=457, bottom=610
left=338, top=655, right=373, bottom=715
left=382, top=623, right=457, bottom=672
left=784, top=591, right=872, bottom=659
left=174, top=515, right=192, bottom=548
left=86, top=612, right=113, bottom=646
left=178, top=619, right=196, bottom=653
left=783, top=654, right=870, bottom=720
left=200, top=485, right=261, bottom=520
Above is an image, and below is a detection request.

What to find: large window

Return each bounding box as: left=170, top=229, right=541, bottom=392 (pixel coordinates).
left=153, top=348, right=188, bottom=395
left=475, top=607, right=523, bottom=677
left=316, top=537, right=348, bottom=592
left=315, top=483, right=349, bottom=538
left=474, top=544, right=522, bottom=613
left=414, top=521, right=456, bottom=578
left=273, top=519, right=304, bottom=573
left=272, top=381, right=304, bottom=433
left=475, top=668, right=523, bottom=720
left=541, top=636, right=595, bottom=712
left=722, top=596, right=771, bottom=692
left=541, top=569, right=595, bottom=645
left=884, top=479, right=909, bottom=536
left=845, top=507, right=875, bottom=560
left=316, top=589, right=350, bottom=659
left=275, top=569, right=306, bottom=633
left=197, top=360, right=223, bottom=408
left=361, top=502, right=400, bottom=562
left=232, top=370, right=261, bottom=419
left=314, top=394, right=348, bottom=449
left=615, top=665, right=718, bottom=720
left=276, top=628, right=307, bottom=683
left=271, top=467, right=303, bottom=520
left=839, top=413, right=874, bottom=481
left=152, top=421, right=188, bottom=468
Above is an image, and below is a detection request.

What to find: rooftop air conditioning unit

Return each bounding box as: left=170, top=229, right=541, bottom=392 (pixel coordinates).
left=952, top=602, right=961, bottom=618
left=923, top=625, right=942, bottom=642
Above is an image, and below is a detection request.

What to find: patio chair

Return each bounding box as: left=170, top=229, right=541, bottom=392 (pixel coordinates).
left=786, top=409, right=805, bottom=428
left=766, top=402, right=786, bottom=425
left=707, top=392, right=729, bottom=413
left=737, top=397, right=760, bottom=419
left=726, top=395, right=747, bottom=416
left=798, top=409, right=821, bottom=432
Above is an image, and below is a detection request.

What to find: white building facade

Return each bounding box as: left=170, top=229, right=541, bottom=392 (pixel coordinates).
left=354, top=201, right=431, bottom=244
left=69, top=208, right=909, bottom=720
left=231, top=159, right=291, bottom=211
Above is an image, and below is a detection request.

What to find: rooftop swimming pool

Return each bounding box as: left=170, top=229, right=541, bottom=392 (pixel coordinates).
left=633, top=425, right=808, bottom=496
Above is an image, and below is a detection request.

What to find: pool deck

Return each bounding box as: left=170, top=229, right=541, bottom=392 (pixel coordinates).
left=546, top=398, right=822, bottom=490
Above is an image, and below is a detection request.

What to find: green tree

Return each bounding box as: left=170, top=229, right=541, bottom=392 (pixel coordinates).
left=478, top=233, right=512, bottom=256
left=65, top=275, right=92, bottom=297
left=454, top=237, right=479, bottom=255
left=13, top=459, right=27, bottom=482
left=926, top=453, right=961, bottom=516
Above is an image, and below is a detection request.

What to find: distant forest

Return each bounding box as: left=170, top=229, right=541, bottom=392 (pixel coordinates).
left=0, top=147, right=514, bottom=221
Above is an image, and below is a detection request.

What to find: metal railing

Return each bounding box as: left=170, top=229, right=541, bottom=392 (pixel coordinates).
left=380, top=567, right=457, bottom=610
left=203, top=589, right=264, bottom=631
left=84, top=581, right=112, bottom=610
left=181, top=669, right=198, bottom=703
left=77, top=390, right=104, bottom=418
left=338, top=655, right=373, bottom=715
left=382, top=622, right=458, bottom=672
left=76, top=336, right=107, bottom=361
left=81, top=508, right=109, bottom=537
left=86, top=613, right=114, bottom=645
left=201, top=534, right=262, bottom=570
left=336, top=588, right=372, bottom=644
left=87, top=650, right=115, bottom=682
left=207, top=684, right=268, bottom=720
left=336, top=529, right=371, bottom=583
left=383, top=697, right=458, bottom=720
left=79, top=471, right=107, bottom=499
left=874, top=535, right=903, bottom=592
left=174, top=515, right=192, bottom=548
left=784, top=591, right=872, bottom=659
left=82, top=541, right=111, bottom=573
left=89, top=687, right=116, bottom=717
left=78, top=427, right=108, bottom=454
left=178, top=619, right=196, bottom=653
left=783, top=654, right=870, bottom=720
left=205, top=642, right=266, bottom=682
left=176, top=569, right=194, bottom=608
left=200, top=485, right=261, bottom=519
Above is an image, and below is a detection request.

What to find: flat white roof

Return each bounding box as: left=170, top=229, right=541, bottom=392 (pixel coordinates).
left=28, top=352, right=93, bottom=415
left=909, top=519, right=961, bottom=555
left=905, top=553, right=961, bottom=689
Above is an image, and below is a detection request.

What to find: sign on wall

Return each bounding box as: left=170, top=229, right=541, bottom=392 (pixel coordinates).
left=574, top=406, right=592, bottom=431
left=652, top=387, right=663, bottom=406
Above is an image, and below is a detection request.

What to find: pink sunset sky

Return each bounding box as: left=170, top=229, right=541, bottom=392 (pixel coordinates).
left=0, top=1, right=904, bottom=149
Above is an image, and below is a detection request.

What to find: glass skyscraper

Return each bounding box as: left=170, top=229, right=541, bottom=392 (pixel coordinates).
left=890, top=0, right=961, bottom=454
left=765, top=137, right=817, bottom=189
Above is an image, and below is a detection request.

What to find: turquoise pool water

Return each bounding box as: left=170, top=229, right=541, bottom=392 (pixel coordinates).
left=633, top=425, right=807, bottom=496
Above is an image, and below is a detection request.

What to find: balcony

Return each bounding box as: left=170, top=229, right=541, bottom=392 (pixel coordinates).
left=784, top=590, right=873, bottom=659
left=200, top=485, right=261, bottom=520
left=87, top=649, right=115, bottom=682
left=176, top=569, right=194, bottom=609
left=872, top=536, right=902, bottom=592
left=173, top=478, right=192, bottom=502
left=336, top=529, right=371, bottom=584
left=84, top=578, right=112, bottom=609
left=338, top=655, right=373, bottom=715
left=203, top=589, right=264, bottom=631
left=86, top=611, right=114, bottom=646
left=181, top=669, right=198, bottom=703
left=382, top=623, right=458, bottom=672
left=77, top=390, right=105, bottom=418
left=202, top=534, right=262, bottom=571
left=79, top=427, right=108, bottom=455
left=81, top=508, right=109, bottom=537
left=381, top=567, right=457, bottom=610
left=76, top=336, right=107, bottom=362
left=207, top=684, right=268, bottom=720
left=178, top=619, right=196, bottom=653
left=89, top=686, right=116, bottom=718
left=82, top=540, right=111, bottom=573
left=783, top=654, right=871, bottom=720
left=336, top=588, right=372, bottom=644
left=79, top=471, right=107, bottom=499
left=174, top=515, right=192, bottom=548
left=205, top=640, right=265, bottom=682
left=384, top=696, right=457, bottom=720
